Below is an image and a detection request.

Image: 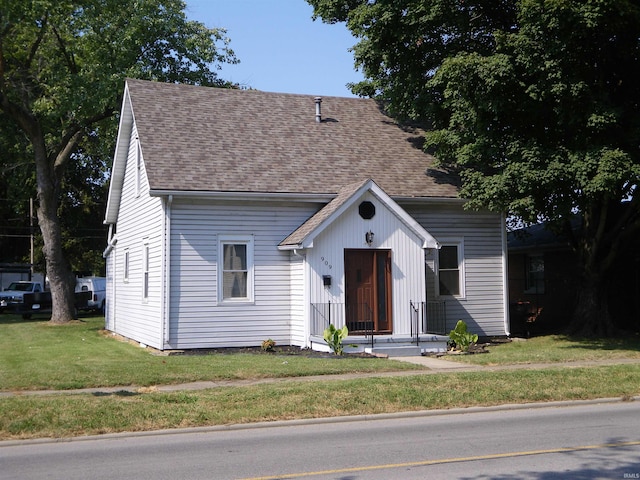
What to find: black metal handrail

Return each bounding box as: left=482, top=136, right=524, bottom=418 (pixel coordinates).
left=410, top=300, right=448, bottom=338
left=310, top=302, right=374, bottom=349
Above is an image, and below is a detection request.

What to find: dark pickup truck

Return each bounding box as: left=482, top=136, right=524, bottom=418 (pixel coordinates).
left=14, top=291, right=92, bottom=319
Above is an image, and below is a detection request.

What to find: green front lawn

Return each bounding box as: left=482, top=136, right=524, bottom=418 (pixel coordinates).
left=2, top=314, right=640, bottom=440
left=0, top=314, right=419, bottom=392
left=448, top=335, right=640, bottom=365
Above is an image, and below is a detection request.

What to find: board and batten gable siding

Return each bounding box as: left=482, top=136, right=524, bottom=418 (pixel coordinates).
left=288, top=253, right=307, bottom=346
left=307, top=191, right=427, bottom=336
left=166, top=198, right=322, bottom=349
left=109, top=124, right=165, bottom=349
left=403, top=202, right=508, bottom=336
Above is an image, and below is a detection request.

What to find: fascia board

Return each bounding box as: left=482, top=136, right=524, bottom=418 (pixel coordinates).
left=148, top=190, right=334, bottom=203
left=104, top=84, right=133, bottom=225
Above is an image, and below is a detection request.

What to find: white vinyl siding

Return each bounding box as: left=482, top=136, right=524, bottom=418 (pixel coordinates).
left=167, top=198, right=321, bottom=349
left=107, top=123, right=164, bottom=349
left=306, top=191, right=428, bottom=337
left=403, top=203, right=507, bottom=337
left=289, top=253, right=306, bottom=346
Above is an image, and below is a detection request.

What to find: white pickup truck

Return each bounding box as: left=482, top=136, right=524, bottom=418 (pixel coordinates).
left=0, top=281, right=44, bottom=310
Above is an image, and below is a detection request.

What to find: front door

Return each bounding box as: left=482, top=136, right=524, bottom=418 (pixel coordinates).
left=344, top=249, right=392, bottom=334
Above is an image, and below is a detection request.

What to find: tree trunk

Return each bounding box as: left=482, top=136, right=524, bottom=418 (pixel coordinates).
left=567, top=272, right=615, bottom=337
left=34, top=143, right=77, bottom=324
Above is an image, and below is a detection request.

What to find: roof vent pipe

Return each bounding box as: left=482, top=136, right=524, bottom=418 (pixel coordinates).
left=314, top=97, right=322, bottom=123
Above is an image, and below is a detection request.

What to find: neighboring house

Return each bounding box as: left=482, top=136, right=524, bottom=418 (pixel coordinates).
left=508, top=222, right=640, bottom=335
left=507, top=223, right=578, bottom=336
left=103, top=79, right=510, bottom=353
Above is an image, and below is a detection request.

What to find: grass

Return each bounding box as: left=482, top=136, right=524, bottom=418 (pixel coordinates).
left=0, top=314, right=419, bottom=391
left=2, top=314, right=640, bottom=440
left=447, top=335, right=640, bottom=366
left=3, top=365, right=640, bottom=440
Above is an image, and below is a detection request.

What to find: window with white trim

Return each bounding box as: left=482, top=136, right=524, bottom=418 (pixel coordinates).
left=142, top=240, right=149, bottom=301
left=437, top=241, right=465, bottom=297
left=219, top=235, right=254, bottom=302
left=123, top=249, right=129, bottom=282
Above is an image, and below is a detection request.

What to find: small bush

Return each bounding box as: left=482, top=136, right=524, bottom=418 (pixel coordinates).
left=323, top=324, right=349, bottom=355
left=449, top=320, right=478, bottom=352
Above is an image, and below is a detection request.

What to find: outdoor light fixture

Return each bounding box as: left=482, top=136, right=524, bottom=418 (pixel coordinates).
left=365, top=230, right=375, bottom=246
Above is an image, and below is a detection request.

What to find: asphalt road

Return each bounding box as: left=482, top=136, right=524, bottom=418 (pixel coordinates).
left=2, top=400, right=640, bottom=480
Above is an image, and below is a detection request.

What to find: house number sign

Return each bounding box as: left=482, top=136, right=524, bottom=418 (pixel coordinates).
left=320, top=256, right=332, bottom=269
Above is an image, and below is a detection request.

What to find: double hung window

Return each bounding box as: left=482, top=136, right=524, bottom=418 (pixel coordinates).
left=437, top=241, right=465, bottom=298
left=142, top=241, right=149, bottom=301
left=525, top=254, right=545, bottom=294
left=219, top=235, right=254, bottom=302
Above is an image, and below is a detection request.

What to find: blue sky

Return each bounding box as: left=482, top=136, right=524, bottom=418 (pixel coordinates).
left=184, top=0, right=363, bottom=97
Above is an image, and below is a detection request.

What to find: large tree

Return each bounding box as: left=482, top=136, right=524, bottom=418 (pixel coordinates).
left=309, top=0, right=640, bottom=336
left=0, top=0, right=237, bottom=323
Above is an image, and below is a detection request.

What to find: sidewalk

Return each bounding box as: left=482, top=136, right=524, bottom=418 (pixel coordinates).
left=4, top=356, right=640, bottom=398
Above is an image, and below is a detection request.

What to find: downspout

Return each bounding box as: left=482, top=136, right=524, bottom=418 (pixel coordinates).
left=103, top=224, right=117, bottom=257
left=501, top=212, right=511, bottom=336
left=102, top=224, right=117, bottom=332
left=162, top=195, right=173, bottom=348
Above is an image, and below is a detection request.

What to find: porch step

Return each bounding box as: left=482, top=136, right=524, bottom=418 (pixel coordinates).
left=370, top=345, right=422, bottom=357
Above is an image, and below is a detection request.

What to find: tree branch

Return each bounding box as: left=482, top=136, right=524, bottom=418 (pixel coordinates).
left=51, top=24, right=77, bottom=74
left=27, top=14, right=49, bottom=69
left=52, top=106, right=117, bottom=171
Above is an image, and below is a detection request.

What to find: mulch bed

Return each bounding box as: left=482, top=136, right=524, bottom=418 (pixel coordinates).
left=171, top=345, right=377, bottom=358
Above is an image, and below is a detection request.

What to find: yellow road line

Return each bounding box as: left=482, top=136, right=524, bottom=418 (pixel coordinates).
left=239, top=440, right=640, bottom=480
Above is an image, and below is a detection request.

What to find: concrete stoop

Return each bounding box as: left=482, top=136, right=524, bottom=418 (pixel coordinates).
left=309, top=334, right=450, bottom=357
left=368, top=345, right=422, bottom=357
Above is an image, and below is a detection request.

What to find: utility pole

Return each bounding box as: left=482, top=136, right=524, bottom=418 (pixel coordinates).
left=30, top=197, right=34, bottom=279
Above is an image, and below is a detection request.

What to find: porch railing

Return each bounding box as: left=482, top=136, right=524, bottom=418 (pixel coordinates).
left=310, top=302, right=374, bottom=348
left=410, top=300, right=448, bottom=338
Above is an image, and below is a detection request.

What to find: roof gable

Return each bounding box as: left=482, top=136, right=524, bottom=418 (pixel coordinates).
left=124, top=79, right=460, bottom=199
left=104, top=84, right=134, bottom=224
left=278, top=179, right=440, bottom=250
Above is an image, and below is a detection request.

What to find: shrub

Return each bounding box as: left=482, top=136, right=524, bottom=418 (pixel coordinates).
left=323, top=324, right=349, bottom=355
left=261, top=338, right=276, bottom=352
left=449, top=320, right=478, bottom=352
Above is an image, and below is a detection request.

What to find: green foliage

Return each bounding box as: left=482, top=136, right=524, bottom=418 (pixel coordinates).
left=309, top=0, right=640, bottom=335
left=261, top=338, right=276, bottom=352
left=323, top=324, right=349, bottom=355
left=0, top=0, right=238, bottom=317
left=448, top=320, right=478, bottom=353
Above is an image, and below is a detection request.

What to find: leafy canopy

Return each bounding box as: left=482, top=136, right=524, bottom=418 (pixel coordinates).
left=426, top=0, right=640, bottom=226
left=309, top=0, right=640, bottom=225
left=309, top=0, right=640, bottom=334
left=0, top=0, right=237, bottom=320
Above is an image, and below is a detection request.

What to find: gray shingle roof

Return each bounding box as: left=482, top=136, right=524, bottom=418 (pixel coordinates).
left=126, top=79, right=460, bottom=198
left=279, top=179, right=369, bottom=248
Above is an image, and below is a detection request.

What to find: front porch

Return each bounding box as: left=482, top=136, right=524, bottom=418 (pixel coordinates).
left=309, top=301, right=450, bottom=355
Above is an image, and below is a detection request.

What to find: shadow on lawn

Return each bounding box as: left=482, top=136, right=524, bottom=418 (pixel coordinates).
left=92, top=390, right=140, bottom=397
left=555, top=334, right=640, bottom=352
left=0, top=312, right=102, bottom=325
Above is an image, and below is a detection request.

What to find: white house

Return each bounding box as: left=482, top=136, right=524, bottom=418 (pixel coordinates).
left=103, top=79, right=510, bottom=353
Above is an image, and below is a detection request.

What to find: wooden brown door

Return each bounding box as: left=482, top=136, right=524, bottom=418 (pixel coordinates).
left=345, top=249, right=392, bottom=333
